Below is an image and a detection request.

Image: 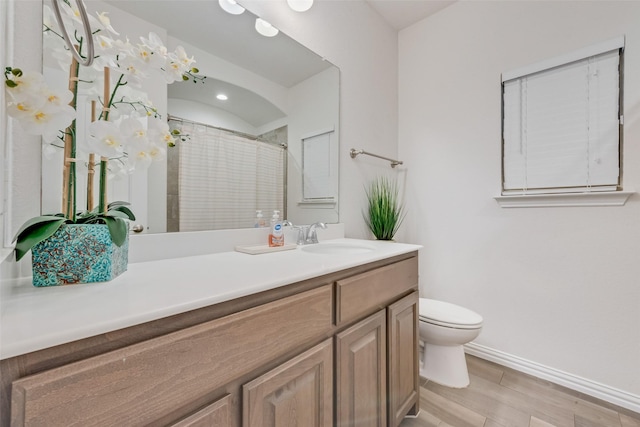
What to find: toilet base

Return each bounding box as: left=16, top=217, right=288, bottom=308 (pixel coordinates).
left=420, top=343, right=470, bottom=388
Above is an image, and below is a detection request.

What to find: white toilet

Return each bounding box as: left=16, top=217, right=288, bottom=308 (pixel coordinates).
left=418, top=298, right=483, bottom=388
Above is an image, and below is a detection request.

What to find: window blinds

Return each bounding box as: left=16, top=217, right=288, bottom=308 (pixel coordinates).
left=502, top=43, right=622, bottom=194
left=176, top=121, right=285, bottom=231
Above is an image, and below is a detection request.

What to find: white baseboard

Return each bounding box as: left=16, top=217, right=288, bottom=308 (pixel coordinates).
left=464, top=342, right=640, bottom=414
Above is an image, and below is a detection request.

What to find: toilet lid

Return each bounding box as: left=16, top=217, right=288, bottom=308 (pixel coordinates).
left=419, top=298, right=483, bottom=328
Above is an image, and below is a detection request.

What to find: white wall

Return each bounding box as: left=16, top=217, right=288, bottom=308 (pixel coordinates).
left=398, top=0, right=640, bottom=403
left=286, top=67, right=340, bottom=225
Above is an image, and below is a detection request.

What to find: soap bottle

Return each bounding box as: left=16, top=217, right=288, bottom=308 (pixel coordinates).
left=254, top=210, right=266, bottom=228
left=268, top=210, right=284, bottom=247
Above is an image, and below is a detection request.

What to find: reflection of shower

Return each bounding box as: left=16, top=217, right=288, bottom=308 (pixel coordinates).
left=167, top=116, right=287, bottom=232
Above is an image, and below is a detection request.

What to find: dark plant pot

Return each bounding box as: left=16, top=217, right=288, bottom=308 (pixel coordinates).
left=31, top=224, right=128, bottom=287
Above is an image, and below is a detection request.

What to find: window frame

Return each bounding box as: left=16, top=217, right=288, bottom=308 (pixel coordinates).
left=499, top=37, right=626, bottom=202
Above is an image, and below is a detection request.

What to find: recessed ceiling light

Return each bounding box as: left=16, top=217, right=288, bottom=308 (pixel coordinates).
left=216, top=94, right=228, bottom=101
left=218, top=0, right=245, bottom=15
left=255, top=18, right=279, bottom=37
left=287, top=0, right=313, bottom=12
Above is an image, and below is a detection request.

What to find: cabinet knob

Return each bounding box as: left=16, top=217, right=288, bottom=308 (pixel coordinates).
left=131, top=224, right=145, bottom=233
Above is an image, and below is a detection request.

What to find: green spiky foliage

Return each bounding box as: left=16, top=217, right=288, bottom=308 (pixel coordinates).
left=364, top=177, right=405, bottom=241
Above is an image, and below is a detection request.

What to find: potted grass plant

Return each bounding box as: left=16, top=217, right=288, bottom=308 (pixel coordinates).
left=364, top=177, right=405, bottom=241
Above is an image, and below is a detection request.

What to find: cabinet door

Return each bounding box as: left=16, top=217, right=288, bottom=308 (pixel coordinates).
left=171, top=394, right=232, bottom=427
left=243, top=339, right=333, bottom=427
left=388, top=291, right=419, bottom=427
left=336, top=310, right=387, bottom=427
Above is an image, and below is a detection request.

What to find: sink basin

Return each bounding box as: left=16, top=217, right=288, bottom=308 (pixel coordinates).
left=301, top=242, right=376, bottom=255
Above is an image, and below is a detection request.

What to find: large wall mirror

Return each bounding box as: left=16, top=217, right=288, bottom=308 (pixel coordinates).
left=41, top=0, right=339, bottom=234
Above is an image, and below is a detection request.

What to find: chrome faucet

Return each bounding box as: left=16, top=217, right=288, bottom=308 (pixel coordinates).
left=305, top=222, right=327, bottom=245
left=292, top=222, right=328, bottom=245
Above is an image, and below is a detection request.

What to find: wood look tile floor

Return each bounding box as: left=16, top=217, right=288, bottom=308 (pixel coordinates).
left=400, top=355, right=640, bottom=427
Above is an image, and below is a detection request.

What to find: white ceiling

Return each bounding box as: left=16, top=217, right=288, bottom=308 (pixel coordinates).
left=365, top=0, right=457, bottom=30
left=102, top=0, right=332, bottom=127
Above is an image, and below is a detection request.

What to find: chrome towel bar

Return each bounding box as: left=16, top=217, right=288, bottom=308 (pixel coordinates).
left=349, top=148, right=403, bottom=168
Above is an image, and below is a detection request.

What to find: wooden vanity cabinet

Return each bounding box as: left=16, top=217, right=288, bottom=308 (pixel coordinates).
left=2, top=252, right=419, bottom=427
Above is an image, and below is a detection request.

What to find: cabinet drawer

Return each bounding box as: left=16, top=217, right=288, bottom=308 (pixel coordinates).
left=11, top=285, right=332, bottom=427
left=335, top=257, right=418, bottom=326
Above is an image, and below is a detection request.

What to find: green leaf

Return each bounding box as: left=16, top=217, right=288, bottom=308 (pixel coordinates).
left=10, top=68, right=23, bottom=77
left=13, top=217, right=67, bottom=261
left=102, top=217, right=128, bottom=247
left=105, top=210, right=131, bottom=220
left=110, top=205, right=136, bottom=221
left=12, top=216, right=65, bottom=242
left=76, top=211, right=98, bottom=221
left=5, top=80, right=17, bottom=88
left=107, top=200, right=131, bottom=209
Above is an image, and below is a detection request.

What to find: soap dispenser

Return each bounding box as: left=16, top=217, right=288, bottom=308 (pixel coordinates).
left=254, top=210, right=266, bottom=228
left=268, top=210, right=284, bottom=247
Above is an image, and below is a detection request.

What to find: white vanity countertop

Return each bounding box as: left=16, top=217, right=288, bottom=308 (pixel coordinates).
left=0, top=238, right=421, bottom=360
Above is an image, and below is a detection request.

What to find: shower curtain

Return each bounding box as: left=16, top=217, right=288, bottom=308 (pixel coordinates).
left=171, top=119, right=285, bottom=231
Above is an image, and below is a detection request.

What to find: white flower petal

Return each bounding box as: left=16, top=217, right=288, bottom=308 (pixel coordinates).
left=88, top=120, right=125, bottom=158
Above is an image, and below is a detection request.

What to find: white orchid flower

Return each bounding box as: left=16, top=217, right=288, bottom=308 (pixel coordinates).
left=87, top=120, right=125, bottom=158
left=95, top=12, right=120, bottom=35
left=115, top=54, right=148, bottom=87
left=174, top=45, right=196, bottom=69
left=120, top=117, right=149, bottom=147
left=7, top=94, right=74, bottom=141
left=113, top=37, right=136, bottom=56
left=42, top=86, right=74, bottom=109
left=5, top=71, right=45, bottom=99
left=148, top=117, right=176, bottom=147
left=163, top=57, right=187, bottom=84
left=126, top=143, right=154, bottom=171
left=134, top=42, right=165, bottom=69
left=92, top=35, right=119, bottom=69
left=140, top=32, right=168, bottom=61
left=148, top=143, right=167, bottom=162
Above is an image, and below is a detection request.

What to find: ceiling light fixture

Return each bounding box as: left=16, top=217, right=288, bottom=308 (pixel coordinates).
left=216, top=94, right=228, bottom=101
left=255, top=18, right=279, bottom=37
left=218, top=0, right=245, bottom=15
left=287, top=0, right=313, bottom=12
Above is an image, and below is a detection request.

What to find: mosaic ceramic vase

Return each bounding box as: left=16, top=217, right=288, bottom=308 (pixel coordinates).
left=31, top=224, right=129, bottom=287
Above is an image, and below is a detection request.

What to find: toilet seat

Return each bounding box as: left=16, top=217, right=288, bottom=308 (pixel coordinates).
left=419, top=298, right=483, bottom=330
